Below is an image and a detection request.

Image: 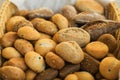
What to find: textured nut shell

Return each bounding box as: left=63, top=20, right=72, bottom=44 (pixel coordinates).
left=45, top=52, right=65, bottom=69
left=99, top=57, right=120, bottom=80
left=3, top=57, right=27, bottom=71
left=51, top=14, right=68, bottom=29
left=36, top=20, right=58, bottom=35
left=28, top=8, right=54, bottom=20
left=74, top=71, right=95, bottom=80
left=25, top=69, right=37, bottom=80
left=0, top=66, right=25, bottom=80
left=17, top=26, right=40, bottom=40
left=65, top=74, right=78, bottom=80
left=85, top=41, right=109, bottom=59
left=55, top=41, right=84, bottom=64
left=6, top=16, right=26, bottom=31
left=25, top=51, right=45, bottom=73
left=75, top=0, right=104, bottom=14
left=53, top=27, right=90, bottom=47
left=31, top=18, right=46, bottom=28
left=60, top=5, right=77, bottom=19
left=73, top=12, right=105, bottom=24
left=13, top=20, right=33, bottom=32
left=35, top=39, right=56, bottom=56
left=98, top=34, right=117, bottom=52
left=2, top=47, right=21, bottom=59
left=14, top=39, right=34, bottom=55
left=15, top=10, right=30, bottom=18
left=2, top=32, right=18, bottom=47
left=83, top=20, right=120, bottom=40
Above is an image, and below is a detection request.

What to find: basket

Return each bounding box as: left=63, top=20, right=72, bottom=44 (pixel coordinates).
left=0, top=0, right=18, bottom=66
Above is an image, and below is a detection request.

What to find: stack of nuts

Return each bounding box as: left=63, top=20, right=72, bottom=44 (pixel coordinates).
left=0, top=0, right=120, bottom=80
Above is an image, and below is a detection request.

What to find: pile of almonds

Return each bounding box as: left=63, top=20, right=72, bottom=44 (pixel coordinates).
left=0, top=0, right=120, bottom=80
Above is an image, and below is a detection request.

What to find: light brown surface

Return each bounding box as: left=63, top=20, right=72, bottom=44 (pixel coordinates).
left=1, top=32, right=18, bottom=47
left=65, top=74, right=78, bottom=80
left=2, top=47, right=21, bottom=59
left=35, top=39, right=56, bottom=57
left=99, top=57, right=120, bottom=80
left=3, top=57, right=27, bottom=71
left=25, top=69, right=37, bottom=80
left=17, top=26, right=40, bottom=40
left=85, top=41, right=109, bottom=59
left=53, top=27, right=90, bottom=47
left=75, top=0, right=104, bottom=14
left=14, top=39, right=34, bottom=55
left=25, top=51, right=45, bottom=73
left=98, top=34, right=117, bottom=52
left=45, top=52, right=65, bottom=69
left=51, top=14, right=68, bottom=30
left=36, top=20, right=58, bottom=35
left=0, top=66, right=25, bottom=80
left=6, top=16, right=26, bottom=31
left=74, top=71, right=95, bottom=80
left=55, top=41, right=84, bottom=64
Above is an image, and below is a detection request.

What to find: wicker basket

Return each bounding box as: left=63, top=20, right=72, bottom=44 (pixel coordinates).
left=0, top=0, right=18, bottom=66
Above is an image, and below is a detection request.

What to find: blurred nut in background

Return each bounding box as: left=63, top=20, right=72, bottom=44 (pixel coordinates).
left=60, top=5, right=77, bottom=20
left=75, top=0, right=104, bottom=14
left=51, top=14, right=69, bottom=30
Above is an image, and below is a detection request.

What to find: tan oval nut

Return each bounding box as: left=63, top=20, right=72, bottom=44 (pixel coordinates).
left=1, top=32, right=18, bottom=47
left=15, top=10, right=30, bottom=18
left=45, top=52, right=65, bottom=69
left=35, top=39, right=57, bottom=57
left=74, top=71, right=95, bottom=80
left=0, top=66, right=25, bottom=80
left=14, top=39, right=34, bottom=55
left=64, top=74, right=78, bottom=80
left=3, top=57, right=27, bottom=71
left=6, top=16, right=26, bottom=31
left=25, top=69, right=37, bottom=80
left=61, top=5, right=77, bottom=20
left=13, top=20, right=33, bottom=32
left=17, top=26, right=40, bottom=40
left=99, top=57, right=120, bottom=80
left=36, top=20, right=58, bottom=35
left=75, top=0, right=104, bottom=14
left=28, top=8, right=54, bottom=20
left=98, top=34, right=117, bottom=53
left=2, top=47, right=21, bottom=59
left=85, top=41, right=109, bottom=59
left=55, top=41, right=84, bottom=64
left=25, top=51, right=45, bottom=73
left=51, top=14, right=68, bottom=30
left=31, top=18, right=46, bottom=28
left=53, top=27, right=90, bottom=47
